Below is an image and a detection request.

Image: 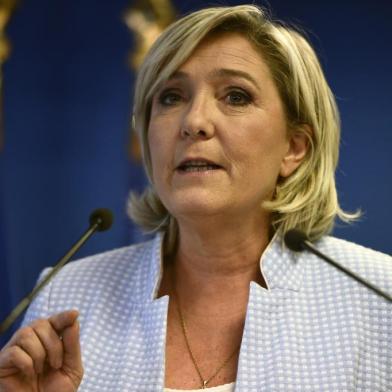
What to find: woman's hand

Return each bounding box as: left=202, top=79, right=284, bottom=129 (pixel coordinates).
left=0, top=310, right=83, bottom=392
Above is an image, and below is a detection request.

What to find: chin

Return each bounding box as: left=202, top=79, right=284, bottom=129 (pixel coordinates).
left=166, top=195, right=229, bottom=220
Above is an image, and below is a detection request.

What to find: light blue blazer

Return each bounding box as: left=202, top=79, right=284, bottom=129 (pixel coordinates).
left=23, top=234, right=392, bottom=391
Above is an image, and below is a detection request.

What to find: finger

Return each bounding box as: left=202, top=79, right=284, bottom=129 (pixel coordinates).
left=48, top=310, right=79, bottom=334
left=0, top=345, right=35, bottom=379
left=30, top=318, right=64, bottom=370
left=6, top=326, right=46, bottom=374
left=62, top=320, right=82, bottom=372
left=60, top=319, right=83, bottom=386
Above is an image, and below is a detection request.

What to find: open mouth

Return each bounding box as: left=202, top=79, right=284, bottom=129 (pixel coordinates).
left=177, top=159, right=222, bottom=173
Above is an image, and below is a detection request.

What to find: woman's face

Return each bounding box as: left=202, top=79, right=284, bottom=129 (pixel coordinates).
left=148, top=33, right=302, bottom=222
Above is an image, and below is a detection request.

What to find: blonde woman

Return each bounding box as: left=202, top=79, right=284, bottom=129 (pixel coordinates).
left=0, top=5, right=391, bottom=392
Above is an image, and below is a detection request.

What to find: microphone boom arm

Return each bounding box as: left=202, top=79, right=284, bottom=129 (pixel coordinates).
left=0, top=210, right=112, bottom=335
left=303, top=240, right=392, bottom=302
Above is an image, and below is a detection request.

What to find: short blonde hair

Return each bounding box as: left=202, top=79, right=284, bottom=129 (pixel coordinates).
left=128, top=4, right=358, bottom=251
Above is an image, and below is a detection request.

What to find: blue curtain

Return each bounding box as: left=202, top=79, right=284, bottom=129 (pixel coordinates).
left=1, top=0, right=391, bottom=347
left=0, top=155, right=12, bottom=346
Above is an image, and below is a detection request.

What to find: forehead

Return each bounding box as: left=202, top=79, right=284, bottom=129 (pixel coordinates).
left=175, top=33, right=270, bottom=79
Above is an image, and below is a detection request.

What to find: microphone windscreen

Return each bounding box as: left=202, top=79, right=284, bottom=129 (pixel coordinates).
left=89, top=208, right=113, bottom=231
left=284, top=229, right=308, bottom=251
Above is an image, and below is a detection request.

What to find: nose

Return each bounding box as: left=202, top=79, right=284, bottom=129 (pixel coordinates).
left=180, top=94, right=215, bottom=140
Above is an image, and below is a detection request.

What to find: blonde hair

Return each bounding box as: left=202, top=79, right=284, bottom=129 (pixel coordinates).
left=128, top=4, right=358, bottom=251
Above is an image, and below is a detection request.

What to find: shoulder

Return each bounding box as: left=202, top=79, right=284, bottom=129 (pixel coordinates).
left=309, top=236, right=392, bottom=294
left=55, top=237, right=156, bottom=282
left=317, top=236, right=391, bottom=270
left=23, top=235, right=162, bottom=325
left=53, top=236, right=153, bottom=277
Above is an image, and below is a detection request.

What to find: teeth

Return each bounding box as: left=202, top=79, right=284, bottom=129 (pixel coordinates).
left=178, top=159, right=221, bottom=172
left=179, top=160, right=219, bottom=172
left=182, top=165, right=218, bottom=172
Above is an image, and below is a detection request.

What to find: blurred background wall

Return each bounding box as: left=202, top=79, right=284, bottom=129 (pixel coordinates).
left=0, top=0, right=391, bottom=345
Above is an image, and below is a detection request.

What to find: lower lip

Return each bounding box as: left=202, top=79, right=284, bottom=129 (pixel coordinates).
left=175, top=167, right=224, bottom=176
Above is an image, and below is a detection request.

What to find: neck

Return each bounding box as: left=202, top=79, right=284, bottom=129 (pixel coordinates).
left=160, top=212, right=271, bottom=318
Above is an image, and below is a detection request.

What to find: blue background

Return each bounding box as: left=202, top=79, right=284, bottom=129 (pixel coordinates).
left=1, top=0, right=391, bottom=346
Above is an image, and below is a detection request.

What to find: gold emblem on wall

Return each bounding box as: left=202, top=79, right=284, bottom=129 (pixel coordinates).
left=124, top=0, right=176, bottom=162
left=0, top=0, right=18, bottom=151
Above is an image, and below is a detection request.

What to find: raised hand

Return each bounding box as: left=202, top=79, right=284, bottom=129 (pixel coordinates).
left=0, top=310, right=83, bottom=392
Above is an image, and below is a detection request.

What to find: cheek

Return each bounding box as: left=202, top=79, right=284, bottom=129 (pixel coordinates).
left=147, top=126, right=163, bottom=182
left=148, top=125, right=164, bottom=163
left=148, top=125, right=175, bottom=184
left=229, top=127, right=288, bottom=182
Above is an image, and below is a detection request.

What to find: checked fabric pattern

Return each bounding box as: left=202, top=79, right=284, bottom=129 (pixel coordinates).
left=23, top=233, right=392, bottom=391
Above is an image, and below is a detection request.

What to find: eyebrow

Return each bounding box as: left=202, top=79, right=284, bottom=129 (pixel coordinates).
left=210, top=68, right=260, bottom=89
left=167, top=71, right=188, bottom=81
left=167, top=68, right=260, bottom=89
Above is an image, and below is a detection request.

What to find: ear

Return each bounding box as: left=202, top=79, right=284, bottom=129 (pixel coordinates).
left=279, top=125, right=311, bottom=178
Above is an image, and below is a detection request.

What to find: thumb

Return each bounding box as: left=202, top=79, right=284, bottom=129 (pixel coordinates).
left=49, top=309, right=79, bottom=332
left=61, top=318, right=83, bottom=374
left=49, top=310, right=83, bottom=380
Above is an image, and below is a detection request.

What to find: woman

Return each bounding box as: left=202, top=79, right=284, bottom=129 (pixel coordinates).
left=0, top=4, right=391, bottom=392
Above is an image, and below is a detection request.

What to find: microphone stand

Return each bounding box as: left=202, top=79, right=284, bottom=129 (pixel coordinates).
left=0, top=210, right=112, bottom=335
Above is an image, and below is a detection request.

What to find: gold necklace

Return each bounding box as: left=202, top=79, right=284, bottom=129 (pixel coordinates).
left=172, top=283, right=240, bottom=389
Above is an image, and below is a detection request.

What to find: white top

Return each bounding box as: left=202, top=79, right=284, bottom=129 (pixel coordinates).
left=164, top=382, right=235, bottom=392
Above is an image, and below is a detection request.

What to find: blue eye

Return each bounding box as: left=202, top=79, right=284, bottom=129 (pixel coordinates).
left=226, top=89, right=252, bottom=106
left=158, top=90, right=182, bottom=106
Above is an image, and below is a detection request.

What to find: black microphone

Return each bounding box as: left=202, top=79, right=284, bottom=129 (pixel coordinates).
left=0, top=208, right=114, bottom=335
left=284, top=229, right=392, bottom=302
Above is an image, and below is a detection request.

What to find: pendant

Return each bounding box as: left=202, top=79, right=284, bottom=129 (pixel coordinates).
left=203, top=380, right=208, bottom=389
